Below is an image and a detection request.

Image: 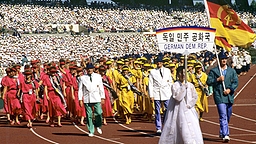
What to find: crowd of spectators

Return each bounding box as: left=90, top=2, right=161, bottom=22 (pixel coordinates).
left=0, top=33, right=157, bottom=68
left=0, top=2, right=255, bottom=76
left=0, top=3, right=255, bottom=34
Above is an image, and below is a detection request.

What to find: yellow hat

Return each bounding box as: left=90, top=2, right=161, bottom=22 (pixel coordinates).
left=106, top=61, right=112, bottom=65
left=187, top=63, right=194, bottom=67
left=134, top=61, right=139, bottom=64
left=195, top=63, right=202, bottom=68
left=144, top=63, right=151, bottom=67
left=195, top=65, right=202, bottom=68
left=140, top=57, right=147, bottom=61
left=169, top=63, right=175, bottom=67
left=188, top=59, right=196, bottom=64
left=138, top=61, right=143, bottom=65
left=189, top=54, right=197, bottom=60
left=122, top=65, right=129, bottom=71
left=117, top=61, right=124, bottom=65
left=180, top=56, right=184, bottom=60
left=163, top=57, right=170, bottom=62
left=124, top=59, right=129, bottom=62
left=165, top=64, right=170, bottom=68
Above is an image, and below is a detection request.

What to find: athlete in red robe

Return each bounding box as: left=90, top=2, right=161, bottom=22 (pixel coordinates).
left=99, top=66, right=113, bottom=125
left=43, top=66, right=66, bottom=127
left=20, top=70, right=39, bottom=127
left=2, top=67, right=22, bottom=125
left=71, top=66, right=86, bottom=125
left=1, top=68, right=11, bottom=122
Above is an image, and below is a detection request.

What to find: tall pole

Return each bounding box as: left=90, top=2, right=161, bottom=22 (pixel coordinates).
left=203, top=0, right=226, bottom=90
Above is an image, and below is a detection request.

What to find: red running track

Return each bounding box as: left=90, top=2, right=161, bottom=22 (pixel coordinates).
left=1, top=65, right=256, bottom=144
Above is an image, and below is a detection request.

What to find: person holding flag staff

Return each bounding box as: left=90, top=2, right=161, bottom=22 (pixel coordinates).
left=207, top=51, right=238, bottom=143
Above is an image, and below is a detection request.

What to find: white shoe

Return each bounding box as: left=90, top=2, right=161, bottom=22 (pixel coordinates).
left=96, top=127, right=102, bottom=134
left=223, top=136, right=230, bottom=143
left=88, top=133, right=94, bottom=137
left=156, top=129, right=162, bottom=133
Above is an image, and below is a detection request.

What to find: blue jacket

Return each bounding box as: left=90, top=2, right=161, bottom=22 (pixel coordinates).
left=206, top=66, right=238, bottom=104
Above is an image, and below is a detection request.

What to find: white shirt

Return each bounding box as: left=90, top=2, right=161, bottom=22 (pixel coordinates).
left=245, top=54, right=251, bottom=64
left=148, top=66, right=173, bottom=101
left=78, top=72, right=105, bottom=103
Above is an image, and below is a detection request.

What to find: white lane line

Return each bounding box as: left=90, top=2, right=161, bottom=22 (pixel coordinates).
left=208, top=104, right=256, bottom=107
left=234, top=72, right=256, bottom=99
left=231, top=134, right=256, bottom=137
left=232, top=113, right=256, bottom=123
left=231, top=72, right=256, bottom=122
left=0, top=116, right=7, bottom=119
left=112, top=113, right=159, bottom=138
left=73, top=123, right=124, bottom=144
left=204, top=119, right=256, bottom=134
left=30, top=128, right=59, bottom=144
left=202, top=132, right=256, bottom=144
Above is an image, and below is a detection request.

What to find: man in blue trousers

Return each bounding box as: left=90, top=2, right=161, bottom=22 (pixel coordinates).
left=207, top=51, right=238, bottom=143
left=148, top=56, right=173, bottom=134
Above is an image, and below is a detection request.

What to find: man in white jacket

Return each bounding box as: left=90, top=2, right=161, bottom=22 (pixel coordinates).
left=149, top=56, right=173, bottom=134
left=79, top=63, right=105, bottom=137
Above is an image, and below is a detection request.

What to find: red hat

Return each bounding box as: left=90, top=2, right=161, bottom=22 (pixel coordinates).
left=59, top=58, right=66, bottom=65
left=10, top=67, right=17, bottom=72
left=99, top=58, right=104, bottom=62
left=23, top=70, right=33, bottom=75
left=31, top=60, right=38, bottom=65
left=76, top=67, right=83, bottom=72
left=24, top=67, right=31, bottom=71
left=52, top=62, right=57, bottom=67
left=49, top=66, right=57, bottom=73
left=66, top=59, right=70, bottom=64
left=60, top=61, right=65, bottom=65
left=14, top=64, right=21, bottom=69
left=5, top=68, right=11, bottom=72
left=32, top=64, right=38, bottom=68
left=70, top=61, right=76, bottom=65
left=99, top=65, right=106, bottom=71
left=69, top=64, right=77, bottom=70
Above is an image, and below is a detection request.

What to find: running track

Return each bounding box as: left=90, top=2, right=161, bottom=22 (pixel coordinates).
left=1, top=65, right=256, bottom=144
